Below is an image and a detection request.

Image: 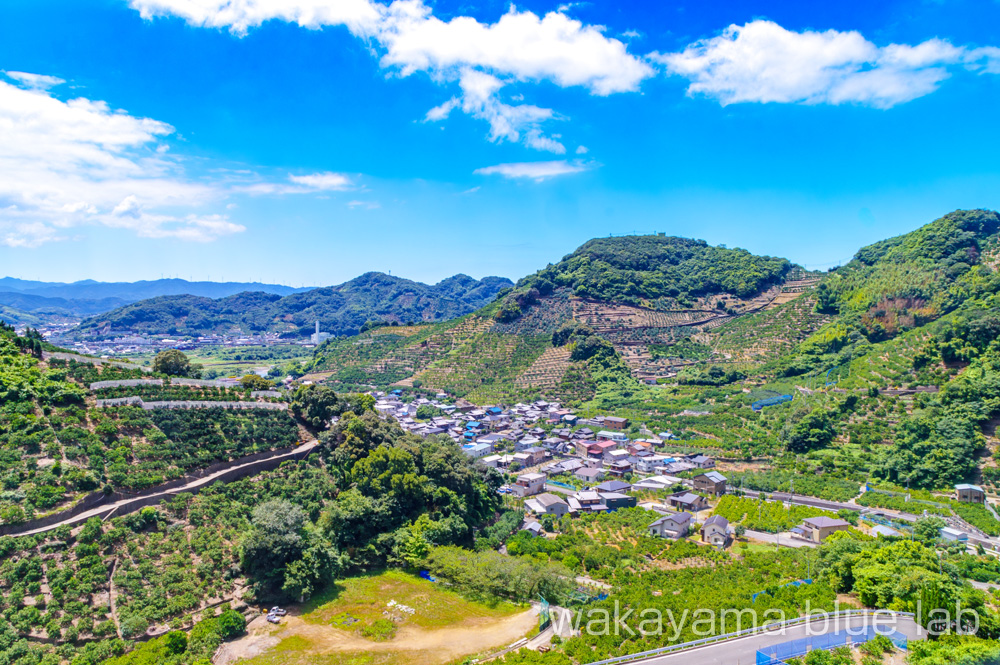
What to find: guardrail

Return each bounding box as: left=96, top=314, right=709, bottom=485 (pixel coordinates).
left=583, top=610, right=917, bottom=665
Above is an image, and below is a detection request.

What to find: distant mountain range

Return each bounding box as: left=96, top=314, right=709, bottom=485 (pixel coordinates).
left=0, top=277, right=314, bottom=328
left=74, top=272, right=514, bottom=338
left=0, top=276, right=308, bottom=301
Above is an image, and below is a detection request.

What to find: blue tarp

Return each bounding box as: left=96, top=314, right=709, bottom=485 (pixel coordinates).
left=752, top=579, right=813, bottom=602
left=756, top=627, right=908, bottom=665
left=752, top=394, right=793, bottom=411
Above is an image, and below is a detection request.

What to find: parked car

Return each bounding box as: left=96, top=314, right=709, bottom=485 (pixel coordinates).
left=266, top=615, right=281, bottom=624
left=270, top=607, right=287, bottom=616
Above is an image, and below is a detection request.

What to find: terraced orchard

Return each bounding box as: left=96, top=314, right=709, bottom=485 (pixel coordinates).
left=413, top=332, right=551, bottom=399
left=703, top=293, right=832, bottom=363
left=309, top=315, right=492, bottom=388
left=513, top=346, right=572, bottom=390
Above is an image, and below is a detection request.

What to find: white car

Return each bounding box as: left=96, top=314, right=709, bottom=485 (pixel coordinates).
left=266, top=615, right=281, bottom=624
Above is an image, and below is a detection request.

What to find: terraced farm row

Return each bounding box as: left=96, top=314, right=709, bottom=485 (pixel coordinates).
left=703, top=295, right=832, bottom=363
left=413, top=332, right=551, bottom=399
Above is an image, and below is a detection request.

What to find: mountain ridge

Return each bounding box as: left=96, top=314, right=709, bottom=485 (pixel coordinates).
left=74, top=272, right=514, bottom=338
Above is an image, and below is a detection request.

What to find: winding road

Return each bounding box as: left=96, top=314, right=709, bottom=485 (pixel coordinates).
left=8, top=439, right=319, bottom=537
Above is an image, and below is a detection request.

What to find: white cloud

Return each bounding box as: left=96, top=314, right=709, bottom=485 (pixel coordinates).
left=0, top=76, right=266, bottom=247
left=653, top=21, right=999, bottom=108
left=237, top=171, right=357, bottom=196
left=474, top=159, right=591, bottom=181
left=289, top=171, right=354, bottom=190
left=4, top=71, right=66, bottom=91
left=966, top=46, right=1000, bottom=74
left=429, top=69, right=566, bottom=152
left=129, top=0, right=653, bottom=151
left=346, top=200, right=380, bottom=209
left=129, top=0, right=383, bottom=36
left=377, top=2, right=651, bottom=95
left=575, top=145, right=588, bottom=154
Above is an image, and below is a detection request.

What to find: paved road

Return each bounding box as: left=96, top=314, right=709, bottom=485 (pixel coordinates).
left=615, top=613, right=925, bottom=665
left=10, top=439, right=319, bottom=537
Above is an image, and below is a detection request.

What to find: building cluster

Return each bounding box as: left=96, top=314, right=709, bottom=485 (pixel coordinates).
left=370, top=389, right=738, bottom=546
left=58, top=331, right=285, bottom=358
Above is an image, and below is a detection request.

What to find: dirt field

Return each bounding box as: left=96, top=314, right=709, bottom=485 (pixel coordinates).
left=216, top=571, right=538, bottom=665
left=217, top=609, right=537, bottom=665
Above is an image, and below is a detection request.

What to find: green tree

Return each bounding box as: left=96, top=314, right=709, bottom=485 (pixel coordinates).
left=290, top=384, right=340, bottom=429
left=152, top=349, right=197, bottom=377
left=787, top=409, right=836, bottom=453
left=914, top=516, right=946, bottom=544
left=163, top=630, right=187, bottom=654
left=240, top=374, right=274, bottom=391
left=217, top=609, right=246, bottom=639
left=240, top=500, right=308, bottom=595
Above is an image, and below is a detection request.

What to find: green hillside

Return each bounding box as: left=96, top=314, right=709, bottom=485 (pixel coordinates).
left=308, top=235, right=803, bottom=400
left=75, top=272, right=513, bottom=339
left=308, top=210, right=1000, bottom=493
left=8, top=211, right=1000, bottom=665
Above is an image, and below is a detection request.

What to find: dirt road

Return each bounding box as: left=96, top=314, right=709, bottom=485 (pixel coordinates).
left=216, top=607, right=538, bottom=665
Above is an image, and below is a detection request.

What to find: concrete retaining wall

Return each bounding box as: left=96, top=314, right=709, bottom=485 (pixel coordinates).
left=0, top=444, right=314, bottom=536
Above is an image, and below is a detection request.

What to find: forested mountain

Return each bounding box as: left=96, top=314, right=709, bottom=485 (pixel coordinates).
left=6, top=211, right=1000, bottom=665
left=0, top=291, right=128, bottom=318
left=0, top=276, right=308, bottom=301
left=533, top=234, right=791, bottom=303
left=308, top=209, right=1000, bottom=492
left=0, top=277, right=311, bottom=326
left=75, top=272, right=514, bottom=338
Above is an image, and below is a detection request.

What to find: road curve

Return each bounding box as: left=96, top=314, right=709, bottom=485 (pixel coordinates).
left=9, top=440, right=319, bottom=537
left=591, top=613, right=925, bottom=665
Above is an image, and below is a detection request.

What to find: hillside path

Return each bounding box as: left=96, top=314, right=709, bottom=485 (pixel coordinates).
left=8, top=439, right=319, bottom=538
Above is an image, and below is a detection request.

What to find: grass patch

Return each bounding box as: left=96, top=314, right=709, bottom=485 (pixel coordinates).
left=241, top=652, right=399, bottom=665
left=273, top=635, right=312, bottom=652
left=300, top=570, right=522, bottom=632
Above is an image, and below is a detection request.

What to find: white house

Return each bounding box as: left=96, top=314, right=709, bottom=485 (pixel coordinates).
left=648, top=512, right=692, bottom=540
left=700, top=515, right=730, bottom=546
left=513, top=473, right=547, bottom=497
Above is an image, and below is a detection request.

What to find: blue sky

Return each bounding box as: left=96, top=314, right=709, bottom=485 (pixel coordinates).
left=0, top=0, right=999, bottom=287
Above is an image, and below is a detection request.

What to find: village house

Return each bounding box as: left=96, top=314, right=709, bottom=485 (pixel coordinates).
left=544, top=459, right=584, bottom=475
left=568, top=490, right=608, bottom=514
left=575, top=467, right=605, bottom=483
left=461, top=442, right=492, bottom=458
left=667, top=491, right=710, bottom=512
left=596, top=430, right=628, bottom=442
left=521, top=446, right=548, bottom=467
left=525, top=493, right=570, bottom=518
left=648, top=512, right=692, bottom=539
left=955, top=484, right=986, bottom=504
left=634, top=455, right=669, bottom=474
left=599, top=492, right=637, bottom=511
left=521, top=521, right=544, bottom=537
left=594, top=480, right=632, bottom=494
left=604, top=416, right=628, bottom=431
left=701, top=515, right=731, bottom=546
left=632, top=475, right=683, bottom=492
left=606, top=460, right=632, bottom=477
left=512, top=473, right=546, bottom=497
left=692, top=471, right=728, bottom=496
left=793, top=516, right=850, bottom=543
left=687, top=454, right=716, bottom=469
left=604, top=449, right=631, bottom=465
